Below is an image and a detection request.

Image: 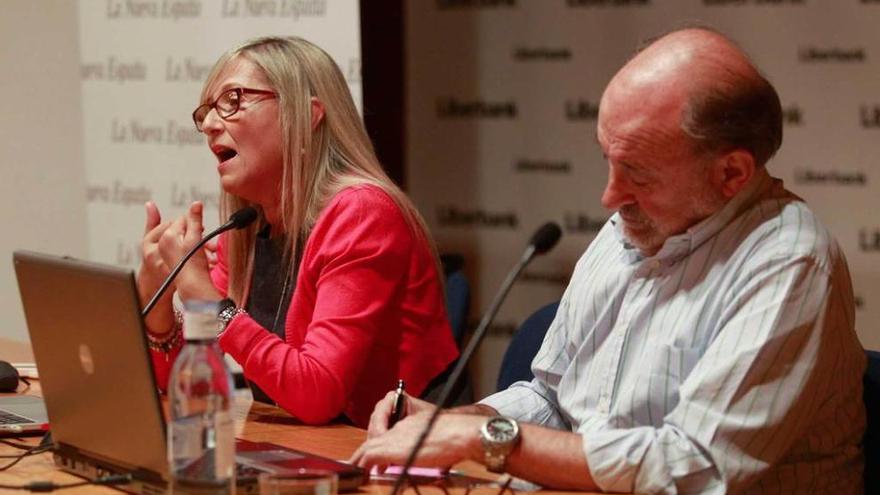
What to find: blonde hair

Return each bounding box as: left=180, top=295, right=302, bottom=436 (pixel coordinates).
left=200, top=36, right=438, bottom=304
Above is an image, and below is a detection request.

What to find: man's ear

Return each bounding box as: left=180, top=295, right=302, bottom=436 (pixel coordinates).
left=716, top=150, right=756, bottom=199
left=310, top=97, right=325, bottom=130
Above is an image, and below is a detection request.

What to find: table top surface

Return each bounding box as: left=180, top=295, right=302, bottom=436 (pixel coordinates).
left=0, top=381, right=603, bottom=494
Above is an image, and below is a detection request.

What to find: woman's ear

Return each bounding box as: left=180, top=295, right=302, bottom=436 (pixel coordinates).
left=310, top=97, right=325, bottom=130
left=716, top=150, right=756, bottom=199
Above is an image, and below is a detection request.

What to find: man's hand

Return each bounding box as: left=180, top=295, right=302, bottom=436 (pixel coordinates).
left=355, top=398, right=596, bottom=490
left=367, top=391, right=436, bottom=439
left=350, top=411, right=483, bottom=470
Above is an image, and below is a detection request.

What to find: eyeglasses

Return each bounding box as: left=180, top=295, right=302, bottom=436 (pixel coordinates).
left=192, top=87, right=277, bottom=132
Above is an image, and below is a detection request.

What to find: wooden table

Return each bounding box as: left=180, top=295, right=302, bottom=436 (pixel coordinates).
left=0, top=383, right=602, bottom=494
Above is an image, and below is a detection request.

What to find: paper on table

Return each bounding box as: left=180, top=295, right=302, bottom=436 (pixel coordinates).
left=369, top=465, right=450, bottom=478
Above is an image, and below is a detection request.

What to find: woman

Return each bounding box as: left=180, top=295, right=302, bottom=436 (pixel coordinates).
left=137, top=36, right=458, bottom=427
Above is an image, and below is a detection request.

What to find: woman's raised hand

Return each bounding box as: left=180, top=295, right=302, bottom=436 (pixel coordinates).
left=156, top=201, right=222, bottom=302
left=138, top=201, right=174, bottom=332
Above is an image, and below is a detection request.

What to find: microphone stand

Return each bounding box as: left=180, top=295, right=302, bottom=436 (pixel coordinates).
left=141, top=230, right=223, bottom=317
left=390, top=245, right=538, bottom=495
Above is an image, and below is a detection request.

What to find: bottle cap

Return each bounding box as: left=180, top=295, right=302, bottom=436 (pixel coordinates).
left=182, top=300, right=221, bottom=340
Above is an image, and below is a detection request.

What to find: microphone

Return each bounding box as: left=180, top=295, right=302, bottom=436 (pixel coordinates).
left=141, top=206, right=258, bottom=317
left=528, top=221, right=563, bottom=256
left=390, top=222, right=562, bottom=495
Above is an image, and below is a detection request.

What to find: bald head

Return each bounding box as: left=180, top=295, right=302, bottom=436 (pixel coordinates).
left=601, top=28, right=782, bottom=167
left=615, top=29, right=760, bottom=94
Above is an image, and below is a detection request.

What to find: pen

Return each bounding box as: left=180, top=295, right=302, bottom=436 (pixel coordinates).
left=389, top=379, right=406, bottom=427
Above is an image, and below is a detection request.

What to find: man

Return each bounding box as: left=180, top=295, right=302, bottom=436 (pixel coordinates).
left=351, top=28, right=866, bottom=494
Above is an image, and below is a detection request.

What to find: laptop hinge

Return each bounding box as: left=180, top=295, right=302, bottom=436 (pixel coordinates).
left=54, top=442, right=167, bottom=494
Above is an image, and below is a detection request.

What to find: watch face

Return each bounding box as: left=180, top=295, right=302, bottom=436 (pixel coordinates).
left=487, top=418, right=516, bottom=442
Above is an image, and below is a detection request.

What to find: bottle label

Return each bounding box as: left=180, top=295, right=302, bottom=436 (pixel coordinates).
left=183, top=300, right=222, bottom=340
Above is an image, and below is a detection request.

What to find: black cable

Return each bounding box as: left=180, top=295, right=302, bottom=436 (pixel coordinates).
left=0, top=454, right=36, bottom=459
left=0, top=444, right=52, bottom=470
left=0, top=473, right=132, bottom=492
left=0, top=452, right=29, bottom=471
left=0, top=436, right=132, bottom=491
left=0, top=439, right=37, bottom=451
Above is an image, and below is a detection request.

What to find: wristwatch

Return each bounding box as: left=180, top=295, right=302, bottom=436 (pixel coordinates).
left=480, top=416, right=520, bottom=473
left=216, top=298, right=243, bottom=334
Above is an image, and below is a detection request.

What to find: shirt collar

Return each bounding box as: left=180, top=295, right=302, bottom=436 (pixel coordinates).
left=611, top=169, right=776, bottom=264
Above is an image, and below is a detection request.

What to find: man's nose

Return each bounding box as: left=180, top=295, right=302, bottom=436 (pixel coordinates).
left=600, top=166, right=633, bottom=210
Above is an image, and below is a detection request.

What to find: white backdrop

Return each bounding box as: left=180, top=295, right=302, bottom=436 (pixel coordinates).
left=0, top=0, right=361, bottom=358
left=78, top=0, right=362, bottom=267
left=406, top=0, right=880, bottom=398
left=0, top=1, right=87, bottom=357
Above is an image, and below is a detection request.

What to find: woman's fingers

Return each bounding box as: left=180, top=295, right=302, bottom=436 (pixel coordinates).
left=144, top=201, right=161, bottom=235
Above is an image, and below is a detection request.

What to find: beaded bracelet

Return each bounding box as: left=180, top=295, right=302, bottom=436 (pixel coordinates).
left=145, top=310, right=183, bottom=355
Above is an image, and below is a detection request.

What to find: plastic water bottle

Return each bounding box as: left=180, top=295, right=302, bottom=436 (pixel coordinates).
left=168, top=300, right=235, bottom=494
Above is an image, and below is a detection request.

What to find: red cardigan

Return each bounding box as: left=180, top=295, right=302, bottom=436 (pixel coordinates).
left=152, top=185, right=458, bottom=426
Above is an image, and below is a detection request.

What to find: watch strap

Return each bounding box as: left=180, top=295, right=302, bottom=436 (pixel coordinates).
left=217, top=298, right=245, bottom=335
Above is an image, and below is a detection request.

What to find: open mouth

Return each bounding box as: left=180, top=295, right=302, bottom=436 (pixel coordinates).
left=212, top=145, right=238, bottom=164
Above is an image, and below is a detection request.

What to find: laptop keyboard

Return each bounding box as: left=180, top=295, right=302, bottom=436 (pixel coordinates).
left=0, top=410, right=32, bottom=424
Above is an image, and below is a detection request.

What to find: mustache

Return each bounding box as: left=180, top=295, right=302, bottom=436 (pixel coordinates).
left=619, top=205, right=648, bottom=224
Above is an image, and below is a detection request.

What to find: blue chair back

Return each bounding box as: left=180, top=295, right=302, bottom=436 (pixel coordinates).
left=445, top=271, right=470, bottom=346
left=865, top=350, right=880, bottom=493
left=441, top=254, right=470, bottom=346
left=496, top=302, right=559, bottom=392
left=420, top=254, right=472, bottom=405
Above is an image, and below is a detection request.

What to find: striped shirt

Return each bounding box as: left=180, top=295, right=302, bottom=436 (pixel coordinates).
left=481, top=171, right=866, bottom=494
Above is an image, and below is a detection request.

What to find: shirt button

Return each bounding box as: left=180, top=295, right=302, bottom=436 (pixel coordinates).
left=651, top=260, right=661, bottom=269
left=597, top=397, right=611, bottom=413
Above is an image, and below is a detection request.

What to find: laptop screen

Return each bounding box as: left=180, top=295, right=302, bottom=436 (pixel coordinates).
left=13, top=251, right=366, bottom=492
left=13, top=251, right=168, bottom=477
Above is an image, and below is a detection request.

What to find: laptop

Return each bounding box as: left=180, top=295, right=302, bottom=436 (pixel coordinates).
left=12, top=250, right=365, bottom=494
left=0, top=395, right=49, bottom=437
